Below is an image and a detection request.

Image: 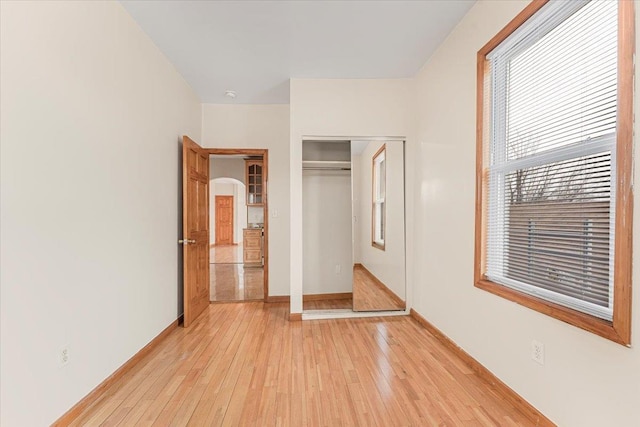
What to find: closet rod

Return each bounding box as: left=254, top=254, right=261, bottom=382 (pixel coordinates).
left=302, top=160, right=350, bottom=163
left=302, top=167, right=351, bottom=171
left=302, top=161, right=351, bottom=165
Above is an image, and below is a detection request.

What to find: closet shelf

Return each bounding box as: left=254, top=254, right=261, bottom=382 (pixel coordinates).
left=302, top=160, right=351, bottom=170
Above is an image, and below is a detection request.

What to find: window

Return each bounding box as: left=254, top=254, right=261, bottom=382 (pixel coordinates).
left=372, top=145, right=386, bottom=250
left=475, top=0, right=633, bottom=345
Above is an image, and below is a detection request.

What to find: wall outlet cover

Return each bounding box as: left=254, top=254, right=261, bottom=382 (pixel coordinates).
left=59, top=345, right=70, bottom=366
left=531, top=340, right=544, bottom=365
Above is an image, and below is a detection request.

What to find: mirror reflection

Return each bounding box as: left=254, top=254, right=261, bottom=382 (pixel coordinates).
left=351, top=140, right=406, bottom=311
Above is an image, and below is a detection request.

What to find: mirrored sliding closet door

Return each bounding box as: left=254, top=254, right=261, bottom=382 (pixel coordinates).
left=351, top=140, right=406, bottom=311
left=301, top=139, right=406, bottom=313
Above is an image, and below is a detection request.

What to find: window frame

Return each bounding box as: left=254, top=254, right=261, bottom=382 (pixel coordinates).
left=372, top=144, right=386, bottom=250
left=474, top=0, right=634, bottom=346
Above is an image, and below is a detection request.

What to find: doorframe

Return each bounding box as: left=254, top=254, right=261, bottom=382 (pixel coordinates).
left=214, top=195, right=234, bottom=246
left=206, top=148, right=269, bottom=301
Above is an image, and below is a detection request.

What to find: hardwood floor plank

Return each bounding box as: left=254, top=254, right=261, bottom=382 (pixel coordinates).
left=235, top=304, right=279, bottom=426
left=70, top=319, right=208, bottom=427
left=340, top=319, right=392, bottom=425
left=271, top=305, right=293, bottom=427
left=175, top=304, right=256, bottom=425
left=344, top=318, right=413, bottom=426
left=315, top=321, right=358, bottom=426
left=211, top=305, right=267, bottom=425
left=115, top=400, right=152, bottom=426
left=138, top=306, right=234, bottom=425
left=73, top=399, right=124, bottom=426
left=63, top=303, right=546, bottom=427
left=152, top=304, right=246, bottom=425
left=287, top=314, right=307, bottom=426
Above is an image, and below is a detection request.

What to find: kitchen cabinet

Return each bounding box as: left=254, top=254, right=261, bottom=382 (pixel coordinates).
left=243, top=228, right=263, bottom=266
left=245, top=160, right=264, bottom=205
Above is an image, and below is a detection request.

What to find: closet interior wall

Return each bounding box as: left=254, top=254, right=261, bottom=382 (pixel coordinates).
left=302, top=141, right=354, bottom=297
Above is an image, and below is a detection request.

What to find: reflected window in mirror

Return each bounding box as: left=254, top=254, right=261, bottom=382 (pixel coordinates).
left=372, top=145, right=386, bottom=250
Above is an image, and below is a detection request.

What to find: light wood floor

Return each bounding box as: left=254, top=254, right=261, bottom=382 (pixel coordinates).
left=303, top=298, right=353, bottom=310
left=210, top=264, right=264, bottom=302
left=210, top=244, right=243, bottom=264
left=353, top=265, right=405, bottom=312
left=69, top=303, right=534, bottom=426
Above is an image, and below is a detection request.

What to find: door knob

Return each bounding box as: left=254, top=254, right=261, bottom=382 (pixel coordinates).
left=178, top=239, right=196, bottom=245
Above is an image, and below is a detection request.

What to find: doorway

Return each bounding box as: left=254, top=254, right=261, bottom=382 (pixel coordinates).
left=215, top=195, right=234, bottom=246
left=207, top=150, right=269, bottom=303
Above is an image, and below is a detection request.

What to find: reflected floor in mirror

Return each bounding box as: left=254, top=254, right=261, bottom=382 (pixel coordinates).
left=210, top=264, right=263, bottom=302
left=210, top=244, right=243, bottom=263
left=303, top=298, right=353, bottom=311
left=353, top=265, right=405, bottom=311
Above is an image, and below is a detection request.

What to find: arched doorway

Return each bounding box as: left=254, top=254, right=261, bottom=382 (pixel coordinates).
left=210, top=177, right=246, bottom=247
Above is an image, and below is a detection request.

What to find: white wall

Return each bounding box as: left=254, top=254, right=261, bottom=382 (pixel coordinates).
left=303, top=170, right=353, bottom=294
left=411, top=1, right=640, bottom=426
left=353, top=140, right=406, bottom=300
left=201, top=104, right=290, bottom=296
left=0, top=1, right=201, bottom=425
left=233, top=185, right=247, bottom=243
left=290, top=79, right=415, bottom=313
left=248, top=206, right=265, bottom=224
left=210, top=157, right=245, bottom=183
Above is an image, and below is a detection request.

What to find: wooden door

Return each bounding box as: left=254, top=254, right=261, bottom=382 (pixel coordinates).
left=215, top=195, right=234, bottom=245
left=182, top=136, right=209, bottom=327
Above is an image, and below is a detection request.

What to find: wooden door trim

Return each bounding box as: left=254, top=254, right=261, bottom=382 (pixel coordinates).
left=214, top=195, right=234, bottom=246
left=204, top=147, right=269, bottom=302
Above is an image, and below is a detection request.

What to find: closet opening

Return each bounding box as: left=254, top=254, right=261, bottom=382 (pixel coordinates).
left=301, top=138, right=407, bottom=318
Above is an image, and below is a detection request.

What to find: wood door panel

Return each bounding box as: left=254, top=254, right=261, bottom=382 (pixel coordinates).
left=243, top=229, right=262, bottom=265
left=243, top=249, right=262, bottom=264
left=215, top=196, right=234, bottom=246
left=244, top=236, right=261, bottom=249
left=182, top=136, right=209, bottom=327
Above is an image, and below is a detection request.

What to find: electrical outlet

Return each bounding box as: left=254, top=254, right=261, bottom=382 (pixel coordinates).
left=59, top=345, right=69, bottom=366
left=335, top=264, right=341, bottom=274
left=531, top=340, right=544, bottom=365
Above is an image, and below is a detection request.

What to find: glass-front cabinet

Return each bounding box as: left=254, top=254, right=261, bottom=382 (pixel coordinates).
left=245, top=160, right=264, bottom=205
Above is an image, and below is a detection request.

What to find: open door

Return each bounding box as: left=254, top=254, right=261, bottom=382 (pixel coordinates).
left=181, top=136, right=209, bottom=327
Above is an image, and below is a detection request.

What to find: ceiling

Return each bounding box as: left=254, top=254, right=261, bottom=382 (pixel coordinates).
left=120, top=1, right=475, bottom=104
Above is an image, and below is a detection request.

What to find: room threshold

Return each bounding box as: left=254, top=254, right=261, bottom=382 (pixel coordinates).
left=302, top=309, right=410, bottom=321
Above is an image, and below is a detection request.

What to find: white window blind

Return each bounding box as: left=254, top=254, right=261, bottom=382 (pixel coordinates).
left=484, top=0, right=618, bottom=321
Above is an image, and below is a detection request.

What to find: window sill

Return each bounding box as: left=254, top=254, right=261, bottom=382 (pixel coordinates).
left=475, top=278, right=630, bottom=347
left=372, top=242, right=385, bottom=251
